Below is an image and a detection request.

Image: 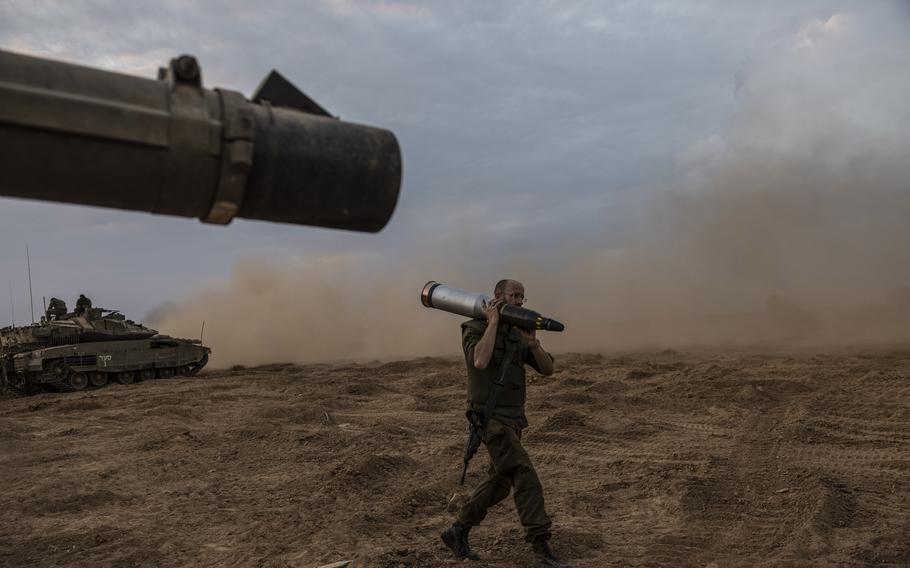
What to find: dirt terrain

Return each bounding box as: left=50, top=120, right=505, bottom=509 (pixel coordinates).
left=2, top=349, right=909, bottom=567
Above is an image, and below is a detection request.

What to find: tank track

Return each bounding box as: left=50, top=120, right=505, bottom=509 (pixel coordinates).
left=47, top=375, right=74, bottom=393
left=2, top=375, right=39, bottom=396
left=2, top=360, right=210, bottom=397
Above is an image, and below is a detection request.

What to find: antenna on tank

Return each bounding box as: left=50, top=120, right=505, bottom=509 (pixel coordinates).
left=26, top=244, right=34, bottom=324
left=200, top=320, right=206, bottom=343
left=8, top=281, right=14, bottom=327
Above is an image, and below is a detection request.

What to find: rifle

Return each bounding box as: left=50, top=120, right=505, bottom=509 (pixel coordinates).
left=459, top=326, right=521, bottom=485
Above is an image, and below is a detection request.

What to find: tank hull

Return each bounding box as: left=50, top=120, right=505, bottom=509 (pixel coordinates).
left=2, top=336, right=210, bottom=394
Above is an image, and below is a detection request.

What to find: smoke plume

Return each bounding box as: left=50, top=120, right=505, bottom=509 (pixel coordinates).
left=154, top=10, right=910, bottom=366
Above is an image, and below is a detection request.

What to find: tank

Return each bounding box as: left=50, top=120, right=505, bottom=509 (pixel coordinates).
left=0, top=298, right=210, bottom=394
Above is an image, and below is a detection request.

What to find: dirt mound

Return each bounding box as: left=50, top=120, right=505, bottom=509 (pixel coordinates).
left=333, top=454, right=419, bottom=489
left=2, top=349, right=909, bottom=567
left=540, top=409, right=589, bottom=432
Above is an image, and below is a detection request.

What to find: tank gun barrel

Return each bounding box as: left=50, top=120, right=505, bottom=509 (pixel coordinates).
left=0, top=50, right=401, bottom=231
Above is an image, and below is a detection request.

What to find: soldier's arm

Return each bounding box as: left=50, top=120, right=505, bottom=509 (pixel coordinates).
left=472, top=298, right=503, bottom=369
left=519, top=327, right=555, bottom=376
left=472, top=323, right=499, bottom=370
left=528, top=340, right=555, bottom=376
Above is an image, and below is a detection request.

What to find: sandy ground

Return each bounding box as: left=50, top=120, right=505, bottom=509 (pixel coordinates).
left=2, top=349, right=909, bottom=567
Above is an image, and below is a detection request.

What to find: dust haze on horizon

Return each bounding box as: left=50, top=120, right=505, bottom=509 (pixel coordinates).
left=153, top=11, right=910, bottom=368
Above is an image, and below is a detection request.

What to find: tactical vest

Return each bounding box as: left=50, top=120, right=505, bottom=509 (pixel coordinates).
left=462, top=319, right=528, bottom=419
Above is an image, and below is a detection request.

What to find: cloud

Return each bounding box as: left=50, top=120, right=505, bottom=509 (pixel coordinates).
left=322, top=0, right=434, bottom=21
left=792, top=13, right=849, bottom=51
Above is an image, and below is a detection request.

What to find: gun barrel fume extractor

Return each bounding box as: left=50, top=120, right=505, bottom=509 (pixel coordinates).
left=0, top=50, right=402, bottom=231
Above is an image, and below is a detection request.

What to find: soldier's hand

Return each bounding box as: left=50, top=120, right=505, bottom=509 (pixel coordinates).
left=517, top=327, right=540, bottom=349
left=482, top=298, right=504, bottom=325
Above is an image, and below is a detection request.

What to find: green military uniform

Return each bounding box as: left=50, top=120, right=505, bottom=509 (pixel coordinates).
left=46, top=297, right=67, bottom=320
left=457, top=318, right=554, bottom=543
left=75, top=294, right=92, bottom=316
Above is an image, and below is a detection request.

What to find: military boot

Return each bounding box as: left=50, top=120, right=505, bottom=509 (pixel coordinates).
left=441, top=522, right=480, bottom=561
left=532, top=537, right=572, bottom=568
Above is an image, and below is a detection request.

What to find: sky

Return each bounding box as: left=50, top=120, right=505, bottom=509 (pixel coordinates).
left=1, top=1, right=908, bottom=364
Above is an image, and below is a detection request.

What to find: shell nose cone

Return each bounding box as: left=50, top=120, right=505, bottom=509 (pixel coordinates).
left=545, top=319, right=565, bottom=332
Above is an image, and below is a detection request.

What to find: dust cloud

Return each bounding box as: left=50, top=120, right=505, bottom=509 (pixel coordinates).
left=154, top=11, right=910, bottom=367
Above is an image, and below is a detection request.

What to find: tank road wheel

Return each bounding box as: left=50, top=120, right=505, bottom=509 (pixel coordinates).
left=89, top=372, right=108, bottom=388
left=115, top=371, right=134, bottom=385
left=156, top=367, right=175, bottom=379
left=49, top=360, right=69, bottom=381
left=178, top=365, right=193, bottom=376
left=67, top=372, right=89, bottom=391
left=138, top=369, right=155, bottom=381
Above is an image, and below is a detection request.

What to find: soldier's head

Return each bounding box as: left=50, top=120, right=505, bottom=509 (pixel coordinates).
left=494, top=279, right=525, bottom=307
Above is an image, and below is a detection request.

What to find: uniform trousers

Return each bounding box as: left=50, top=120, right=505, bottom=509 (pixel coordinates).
left=457, top=417, right=552, bottom=542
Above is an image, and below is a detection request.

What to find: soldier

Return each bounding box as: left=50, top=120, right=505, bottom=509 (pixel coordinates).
left=441, top=279, right=571, bottom=568
left=46, top=297, right=67, bottom=320
left=74, top=294, right=92, bottom=316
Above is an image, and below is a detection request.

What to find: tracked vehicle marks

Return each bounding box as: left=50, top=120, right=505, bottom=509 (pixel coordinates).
left=2, top=350, right=910, bottom=567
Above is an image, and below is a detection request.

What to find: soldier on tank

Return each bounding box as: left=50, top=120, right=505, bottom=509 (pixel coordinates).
left=74, top=294, right=92, bottom=317
left=441, top=279, right=571, bottom=568
left=46, top=297, right=67, bottom=320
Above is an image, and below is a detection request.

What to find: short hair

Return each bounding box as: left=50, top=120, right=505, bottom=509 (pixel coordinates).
left=494, top=279, right=521, bottom=295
